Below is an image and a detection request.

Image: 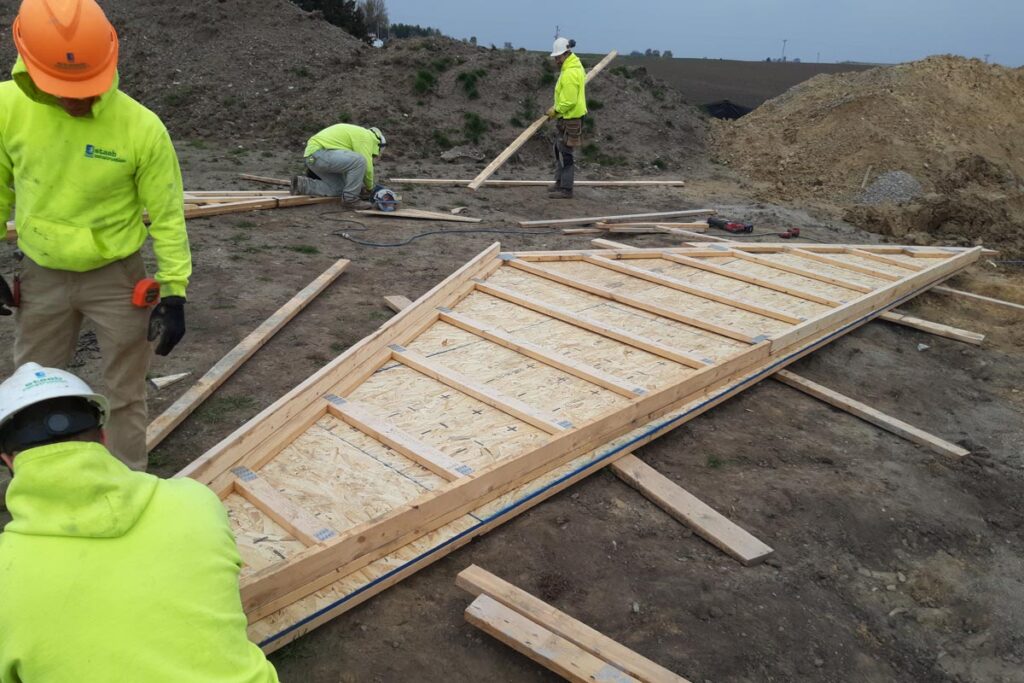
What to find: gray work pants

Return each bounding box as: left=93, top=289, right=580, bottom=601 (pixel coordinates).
left=553, top=118, right=582, bottom=191
left=304, top=149, right=366, bottom=202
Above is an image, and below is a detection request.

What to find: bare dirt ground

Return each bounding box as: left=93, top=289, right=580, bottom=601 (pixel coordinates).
left=0, top=6, right=1021, bottom=677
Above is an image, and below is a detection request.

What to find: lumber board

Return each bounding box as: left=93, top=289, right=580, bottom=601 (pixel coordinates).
left=468, top=50, right=618, bottom=191
left=388, top=178, right=686, bottom=187
left=932, top=285, right=1024, bottom=313
left=878, top=310, right=984, bottom=345
left=774, top=370, right=970, bottom=458
left=146, top=258, right=350, bottom=451
left=458, top=566, right=689, bottom=682
left=519, top=209, right=716, bottom=229
left=231, top=467, right=337, bottom=546
left=465, top=595, right=641, bottom=683
left=609, top=455, right=773, bottom=565
left=356, top=208, right=482, bottom=223
left=184, top=196, right=337, bottom=219
left=596, top=222, right=708, bottom=230
left=789, top=248, right=902, bottom=282
left=239, top=174, right=291, bottom=186
left=726, top=250, right=876, bottom=293
left=383, top=295, right=414, bottom=313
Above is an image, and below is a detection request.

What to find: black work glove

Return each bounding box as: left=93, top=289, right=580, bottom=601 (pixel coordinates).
left=0, top=275, right=14, bottom=316
left=148, top=296, right=186, bottom=356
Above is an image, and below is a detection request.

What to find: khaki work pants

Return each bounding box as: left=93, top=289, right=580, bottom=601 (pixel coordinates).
left=13, top=253, right=151, bottom=470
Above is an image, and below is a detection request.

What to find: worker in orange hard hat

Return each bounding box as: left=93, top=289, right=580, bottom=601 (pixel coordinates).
left=0, top=0, right=193, bottom=508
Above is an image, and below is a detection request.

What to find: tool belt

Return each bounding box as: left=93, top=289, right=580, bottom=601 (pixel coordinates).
left=557, top=117, right=584, bottom=148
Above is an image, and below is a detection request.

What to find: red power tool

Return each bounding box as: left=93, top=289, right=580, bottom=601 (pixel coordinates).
left=779, top=228, right=801, bottom=239
left=707, top=216, right=754, bottom=234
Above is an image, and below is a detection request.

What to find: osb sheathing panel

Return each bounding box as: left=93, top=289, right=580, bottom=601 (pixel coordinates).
left=184, top=243, right=978, bottom=650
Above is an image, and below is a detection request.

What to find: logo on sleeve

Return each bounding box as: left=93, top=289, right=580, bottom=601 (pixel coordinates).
left=84, top=144, right=127, bottom=163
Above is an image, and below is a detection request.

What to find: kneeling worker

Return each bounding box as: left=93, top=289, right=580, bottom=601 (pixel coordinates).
left=292, top=123, right=386, bottom=208
left=0, top=363, right=279, bottom=682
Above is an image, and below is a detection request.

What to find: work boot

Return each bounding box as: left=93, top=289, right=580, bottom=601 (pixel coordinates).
left=290, top=175, right=301, bottom=195
left=291, top=175, right=316, bottom=196
left=547, top=189, right=573, bottom=199
left=342, top=198, right=373, bottom=210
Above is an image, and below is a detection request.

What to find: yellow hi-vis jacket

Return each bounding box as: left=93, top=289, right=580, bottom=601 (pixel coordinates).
left=0, top=441, right=279, bottom=682
left=303, top=123, right=380, bottom=190
left=553, top=53, right=588, bottom=120
left=0, top=58, right=191, bottom=298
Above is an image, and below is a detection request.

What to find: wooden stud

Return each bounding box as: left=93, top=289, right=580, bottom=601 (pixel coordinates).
left=508, top=258, right=764, bottom=344
left=727, top=250, right=876, bottom=293
left=325, top=395, right=474, bottom=480
left=383, top=295, right=415, bottom=313
left=788, top=248, right=902, bottom=282
left=519, top=209, right=716, bottom=229
left=388, top=178, right=686, bottom=187
left=475, top=281, right=713, bottom=369
left=457, top=566, right=690, bottom=682
left=774, top=370, right=970, bottom=457
left=390, top=345, right=573, bottom=433
left=438, top=307, right=647, bottom=398
left=610, top=455, right=773, bottom=566
left=231, top=467, right=337, bottom=546
left=468, top=51, right=618, bottom=190
left=465, top=596, right=641, bottom=683
left=878, top=310, right=985, bottom=345
left=848, top=248, right=925, bottom=271
left=584, top=255, right=804, bottom=324
left=238, top=174, right=291, bottom=186
left=355, top=208, right=482, bottom=223
left=146, top=259, right=350, bottom=452
left=932, top=286, right=1024, bottom=313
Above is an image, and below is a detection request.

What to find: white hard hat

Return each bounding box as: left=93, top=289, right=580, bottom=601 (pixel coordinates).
left=551, top=37, right=572, bottom=57
left=0, top=363, right=109, bottom=438
left=369, top=126, right=386, bottom=147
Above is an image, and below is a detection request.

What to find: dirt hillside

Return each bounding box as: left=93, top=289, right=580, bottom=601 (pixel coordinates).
left=0, top=0, right=708, bottom=176
left=711, top=56, right=1024, bottom=255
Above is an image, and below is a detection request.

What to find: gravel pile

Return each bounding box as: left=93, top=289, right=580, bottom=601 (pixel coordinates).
left=858, top=171, right=923, bottom=205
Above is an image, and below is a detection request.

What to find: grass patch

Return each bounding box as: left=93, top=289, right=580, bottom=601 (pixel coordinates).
left=586, top=98, right=604, bottom=110
left=286, top=244, right=320, bottom=255
left=413, top=69, right=436, bottom=95
left=706, top=454, right=724, bottom=469
left=432, top=130, right=453, bottom=148
left=431, top=57, right=454, bottom=73
left=234, top=220, right=258, bottom=229
left=330, top=341, right=347, bottom=354
left=462, top=112, right=487, bottom=144
left=456, top=69, right=486, bottom=99
left=195, top=395, right=258, bottom=423
left=337, top=111, right=352, bottom=123
left=582, top=143, right=600, bottom=155
left=652, top=158, right=667, bottom=170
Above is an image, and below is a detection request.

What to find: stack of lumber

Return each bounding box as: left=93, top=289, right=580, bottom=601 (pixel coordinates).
left=174, top=240, right=982, bottom=652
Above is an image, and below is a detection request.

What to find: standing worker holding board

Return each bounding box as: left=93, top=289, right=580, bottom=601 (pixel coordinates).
left=546, top=37, right=588, bottom=199
left=0, top=0, right=192, bottom=487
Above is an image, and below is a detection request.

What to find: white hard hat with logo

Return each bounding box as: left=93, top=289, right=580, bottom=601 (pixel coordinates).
left=551, top=37, right=573, bottom=57
left=0, top=362, right=109, bottom=437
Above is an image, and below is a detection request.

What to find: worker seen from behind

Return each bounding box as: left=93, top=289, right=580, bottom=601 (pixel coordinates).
left=0, top=0, right=192, bottom=484
left=0, top=363, right=279, bottom=682
left=546, top=37, right=588, bottom=199
left=291, top=122, right=387, bottom=209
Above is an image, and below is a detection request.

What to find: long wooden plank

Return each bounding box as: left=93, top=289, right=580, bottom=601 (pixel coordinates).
left=609, top=455, right=773, bottom=565
left=438, top=307, right=646, bottom=398
left=324, top=394, right=474, bottom=480
left=584, top=255, right=803, bottom=324
left=356, top=208, right=482, bottom=223
left=508, top=258, right=765, bottom=344
left=473, top=281, right=713, bottom=368
left=519, top=209, right=715, bottom=229
left=146, top=258, right=350, bottom=452
left=878, top=310, right=985, bottom=345
left=774, top=370, right=970, bottom=457
left=390, top=344, right=573, bottom=433
left=231, top=467, right=337, bottom=546
left=596, top=222, right=708, bottom=230
left=465, top=595, right=641, bottom=683
left=458, top=566, right=689, bottom=683
left=932, top=285, right=1024, bottom=313
left=389, top=178, right=686, bottom=187
left=238, top=174, right=291, bottom=186
left=251, top=247, right=979, bottom=650
left=468, top=50, right=619, bottom=191
left=848, top=248, right=925, bottom=271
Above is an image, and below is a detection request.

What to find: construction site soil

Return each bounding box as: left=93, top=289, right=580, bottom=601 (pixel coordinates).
left=0, top=2, right=1022, bottom=682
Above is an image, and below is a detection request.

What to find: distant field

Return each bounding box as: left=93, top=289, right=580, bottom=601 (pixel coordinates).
left=591, top=55, right=875, bottom=109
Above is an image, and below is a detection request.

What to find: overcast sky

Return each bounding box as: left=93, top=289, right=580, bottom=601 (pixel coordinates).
left=383, top=1, right=1023, bottom=66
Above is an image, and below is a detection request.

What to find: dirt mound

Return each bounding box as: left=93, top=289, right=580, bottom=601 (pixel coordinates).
left=0, top=0, right=707, bottom=174
left=711, top=55, right=1024, bottom=253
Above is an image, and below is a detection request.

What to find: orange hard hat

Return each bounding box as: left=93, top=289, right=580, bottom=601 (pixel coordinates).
left=12, top=0, right=118, bottom=99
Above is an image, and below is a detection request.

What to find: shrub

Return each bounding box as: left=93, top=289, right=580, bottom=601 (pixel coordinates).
left=463, top=112, right=487, bottom=143
left=456, top=69, right=486, bottom=99
left=413, top=69, right=436, bottom=94
left=432, top=130, right=453, bottom=148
